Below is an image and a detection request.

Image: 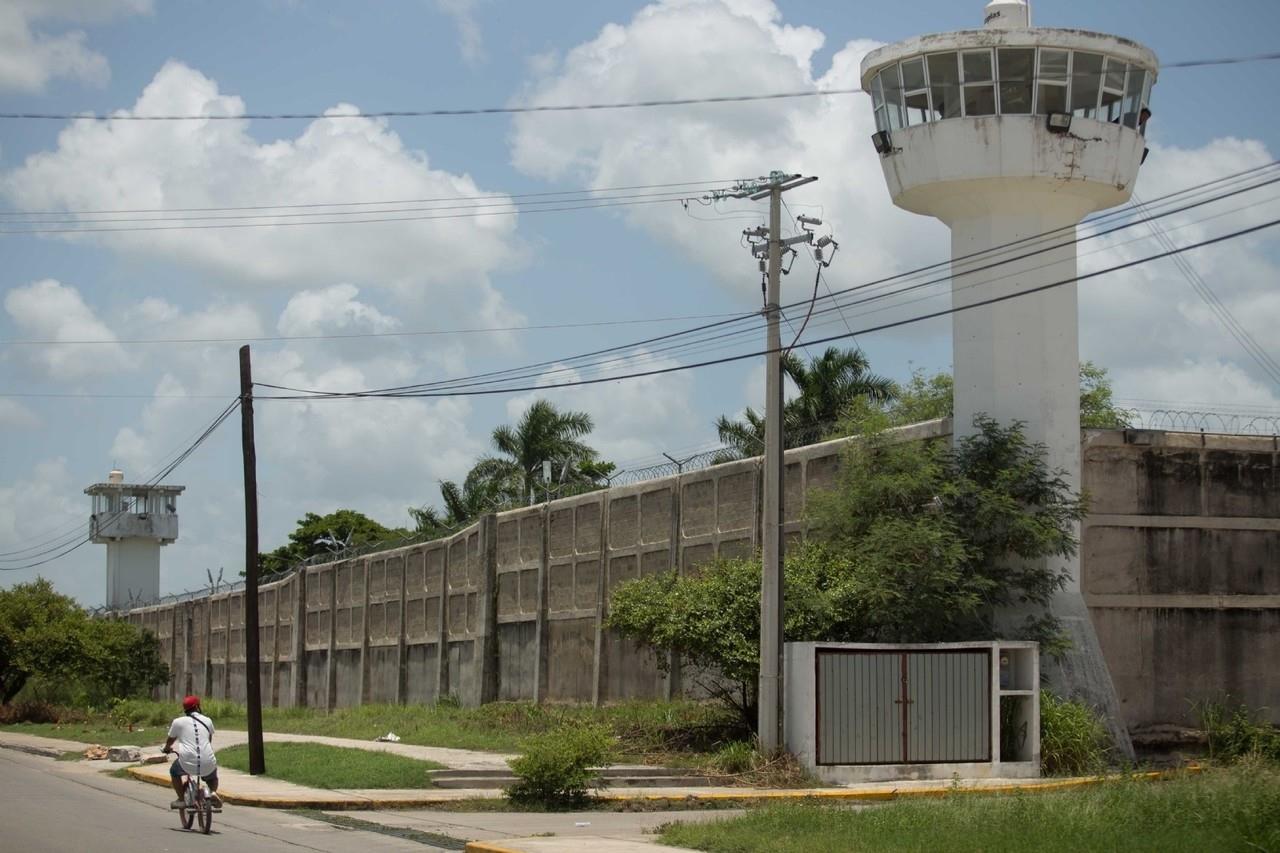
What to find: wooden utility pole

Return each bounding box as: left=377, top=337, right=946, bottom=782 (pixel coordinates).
left=239, top=345, right=266, bottom=776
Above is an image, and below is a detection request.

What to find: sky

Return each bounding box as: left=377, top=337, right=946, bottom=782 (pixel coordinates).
left=2, top=0, right=1279, bottom=606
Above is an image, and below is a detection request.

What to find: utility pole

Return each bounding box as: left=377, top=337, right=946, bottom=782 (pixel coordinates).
left=238, top=345, right=266, bottom=776
left=718, top=172, right=817, bottom=753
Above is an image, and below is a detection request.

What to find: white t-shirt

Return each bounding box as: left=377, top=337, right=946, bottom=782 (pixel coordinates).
left=168, top=712, right=217, bottom=776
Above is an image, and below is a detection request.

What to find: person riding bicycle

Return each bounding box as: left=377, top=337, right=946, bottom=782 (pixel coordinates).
left=163, top=695, right=221, bottom=809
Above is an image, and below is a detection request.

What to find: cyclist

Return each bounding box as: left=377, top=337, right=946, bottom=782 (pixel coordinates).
left=163, top=695, right=221, bottom=809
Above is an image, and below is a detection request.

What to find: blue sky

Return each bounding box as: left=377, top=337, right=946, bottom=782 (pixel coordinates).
left=3, top=0, right=1279, bottom=605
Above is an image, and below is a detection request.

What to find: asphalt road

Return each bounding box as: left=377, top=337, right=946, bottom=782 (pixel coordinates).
left=0, top=748, right=456, bottom=852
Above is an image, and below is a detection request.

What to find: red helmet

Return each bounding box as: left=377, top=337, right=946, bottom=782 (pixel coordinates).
left=182, top=695, right=200, bottom=712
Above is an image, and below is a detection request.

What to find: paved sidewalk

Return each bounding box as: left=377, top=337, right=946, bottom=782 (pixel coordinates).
left=0, top=731, right=98, bottom=758
left=352, top=808, right=741, bottom=847
left=214, top=729, right=515, bottom=770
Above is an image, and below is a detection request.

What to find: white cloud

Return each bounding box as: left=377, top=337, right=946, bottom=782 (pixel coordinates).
left=435, top=0, right=485, bottom=64
left=278, top=284, right=399, bottom=338
left=509, top=0, right=943, bottom=308
left=3, top=279, right=133, bottom=381
left=510, top=0, right=1280, bottom=412
left=0, top=399, right=40, bottom=429
left=2, top=61, right=526, bottom=343
left=0, top=0, right=150, bottom=93
left=504, top=347, right=699, bottom=464
left=1079, top=136, right=1280, bottom=411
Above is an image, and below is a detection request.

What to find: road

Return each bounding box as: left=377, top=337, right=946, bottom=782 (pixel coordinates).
left=0, top=748, right=456, bottom=852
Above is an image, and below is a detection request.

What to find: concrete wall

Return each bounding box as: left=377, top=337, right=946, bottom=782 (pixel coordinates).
left=1081, top=429, right=1280, bottom=729
left=122, top=421, right=1278, bottom=730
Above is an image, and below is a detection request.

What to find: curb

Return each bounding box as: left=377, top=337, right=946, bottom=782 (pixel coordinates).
left=464, top=844, right=520, bottom=853
left=0, top=741, right=68, bottom=760
left=124, top=765, right=1201, bottom=811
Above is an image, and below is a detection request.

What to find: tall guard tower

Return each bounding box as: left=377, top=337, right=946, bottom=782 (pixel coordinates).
left=86, top=469, right=184, bottom=609
left=860, top=1, right=1156, bottom=755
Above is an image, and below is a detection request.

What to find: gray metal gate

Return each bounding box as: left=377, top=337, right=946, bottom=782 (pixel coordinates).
left=816, top=648, right=990, bottom=765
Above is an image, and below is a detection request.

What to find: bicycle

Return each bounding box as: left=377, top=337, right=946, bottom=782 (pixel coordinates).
left=167, top=754, right=220, bottom=834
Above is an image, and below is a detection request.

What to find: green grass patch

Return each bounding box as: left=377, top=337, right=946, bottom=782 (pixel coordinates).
left=658, top=765, right=1280, bottom=853
left=216, top=742, right=443, bottom=789
left=0, top=721, right=166, bottom=747
left=103, top=698, right=743, bottom=759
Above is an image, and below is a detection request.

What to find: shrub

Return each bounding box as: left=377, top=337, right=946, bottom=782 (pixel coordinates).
left=1039, top=690, right=1109, bottom=775
left=0, top=700, right=87, bottom=725
left=505, top=724, right=615, bottom=808
left=712, top=740, right=758, bottom=775
left=1200, top=700, right=1280, bottom=762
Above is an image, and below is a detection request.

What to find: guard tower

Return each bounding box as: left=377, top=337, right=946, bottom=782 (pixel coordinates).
left=85, top=469, right=184, bottom=609
left=860, top=1, right=1156, bottom=756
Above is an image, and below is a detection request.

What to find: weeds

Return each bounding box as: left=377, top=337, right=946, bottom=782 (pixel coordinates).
left=1039, top=690, right=1109, bottom=775
left=1198, top=699, right=1280, bottom=763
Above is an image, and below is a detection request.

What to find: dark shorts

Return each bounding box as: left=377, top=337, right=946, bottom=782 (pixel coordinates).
left=170, top=759, right=219, bottom=791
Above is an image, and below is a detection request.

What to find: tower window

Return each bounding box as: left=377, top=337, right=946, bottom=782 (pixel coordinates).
left=1070, top=52, right=1104, bottom=118
left=961, top=49, right=996, bottom=117
left=927, top=53, right=961, bottom=120
left=997, top=48, right=1035, bottom=114
left=1036, top=49, right=1069, bottom=115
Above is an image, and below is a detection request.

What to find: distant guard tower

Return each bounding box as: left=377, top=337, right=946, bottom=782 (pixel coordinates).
left=860, top=1, right=1156, bottom=756
left=85, top=469, right=184, bottom=609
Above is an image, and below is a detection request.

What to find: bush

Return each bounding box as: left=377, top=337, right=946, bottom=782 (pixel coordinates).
left=505, top=724, right=615, bottom=808
left=1039, top=690, right=1109, bottom=775
left=0, top=701, right=87, bottom=725
left=1200, top=700, right=1280, bottom=762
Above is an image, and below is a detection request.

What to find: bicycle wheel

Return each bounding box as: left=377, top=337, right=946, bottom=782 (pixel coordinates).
left=178, top=795, right=194, bottom=830
left=197, top=797, right=212, bottom=834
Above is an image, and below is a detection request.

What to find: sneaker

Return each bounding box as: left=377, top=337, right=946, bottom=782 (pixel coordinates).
left=171, top=799, right=186, bottom=809
left=209, top=794, right=222, bottom=808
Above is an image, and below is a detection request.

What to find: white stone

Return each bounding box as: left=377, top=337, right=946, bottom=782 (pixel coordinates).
left=107, top=745, right=142, bottom=762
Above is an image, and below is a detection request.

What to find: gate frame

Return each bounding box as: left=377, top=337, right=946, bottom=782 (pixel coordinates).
left=785, top=641, right=1039, bottom=784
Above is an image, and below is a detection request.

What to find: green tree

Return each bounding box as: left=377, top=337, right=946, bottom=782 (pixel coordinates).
left=0, top=579, right=86, bottom=702
left=608, top=417, right=1081, bottom=729
left=1079, top=361, right=1134, bottom=428
left=838, top=363, right=1131, bottom=433
left=260, top=509, right=411, bottom=575
left=0, top=579, right=168, bottom=704
left=715, top=348, right=895, bottom=460
left=483, top=399, right=603, bottom=504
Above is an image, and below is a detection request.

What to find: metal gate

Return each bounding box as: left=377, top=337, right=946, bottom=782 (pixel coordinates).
left=815, top=648, right=991, bottom=765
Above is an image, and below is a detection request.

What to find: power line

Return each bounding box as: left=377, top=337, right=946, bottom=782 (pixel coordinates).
left=255, top=165, right=1280, bottom=399
left=4, top=51, right=1277, bottom=123
left=4, top=163, right=1274, bottom=399
left=0, top=187, right=738, bottom=227
left=1132, top=191, right=1280, bottom=386
left=0, top=310, right=750, bottom=348
left=0, top=179, right=747, bottom=217
left=0, top=194, right=709, bottom=235
left=0, top=399, right=240, bottom=571
left=254, top=216, right=1280, bottom=401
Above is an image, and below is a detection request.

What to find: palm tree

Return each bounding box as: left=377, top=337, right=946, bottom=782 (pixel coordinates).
left=489, top=399, right=599, bottom=503
left=783, top=347, right=895, bottom=442
left=714, top=408, right=767, bottom=462
left=714, top=348, right=895, bottom=460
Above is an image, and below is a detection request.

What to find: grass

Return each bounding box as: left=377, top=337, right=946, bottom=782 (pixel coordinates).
left=55, top=697, right=745, bottom=760
left=0, top=721, right=166, bottom=747
left=658, top=764, right=1280, bottom=853
left=216, top=742, right=443, bottom=789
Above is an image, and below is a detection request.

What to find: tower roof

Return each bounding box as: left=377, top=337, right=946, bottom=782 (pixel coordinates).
left=85, top=482, right=186, bottom=496
left=861, top=28, right=1158, bottom=86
